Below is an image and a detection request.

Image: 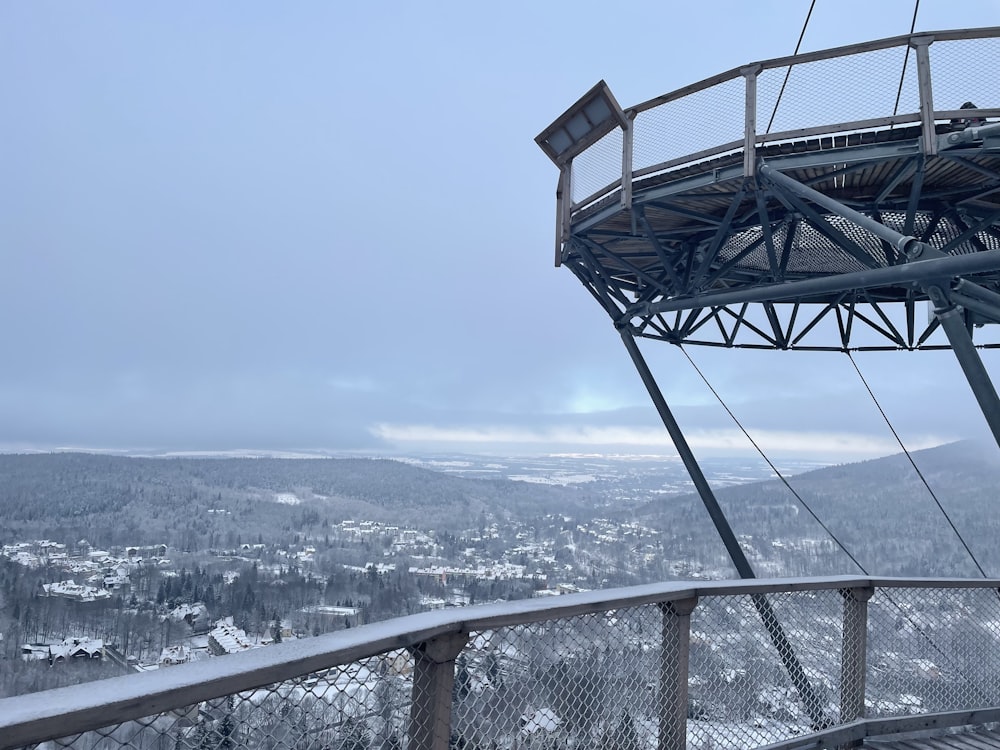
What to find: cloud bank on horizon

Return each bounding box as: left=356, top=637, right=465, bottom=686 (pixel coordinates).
left=2, top=1, right=1000, bottom=459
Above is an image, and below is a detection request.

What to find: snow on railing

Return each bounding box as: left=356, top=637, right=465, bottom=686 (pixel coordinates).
left=3, top=576, right=1000, bottom=750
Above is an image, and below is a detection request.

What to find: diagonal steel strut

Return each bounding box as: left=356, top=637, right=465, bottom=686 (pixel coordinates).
left=758, top=163, right=1000, bottom=450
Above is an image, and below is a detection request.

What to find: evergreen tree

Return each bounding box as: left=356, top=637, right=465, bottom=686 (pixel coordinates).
left=219, top=695, right=236, bottom=750
left=340, top=718, right=370, bottom=750
left=600, top=712, right=640, bottom=750
left=195, top=719, right=212, bottom=750
left=453, top=656, right=471, bottom=700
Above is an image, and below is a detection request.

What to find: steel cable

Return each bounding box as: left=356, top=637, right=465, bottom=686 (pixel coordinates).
left=846, top=350, right=988, bottom=577
left=765, top=0, right=816, bottom=135
left=891, top=0, right=921, bottom=121
left=677, top=344, right=868, bottom=574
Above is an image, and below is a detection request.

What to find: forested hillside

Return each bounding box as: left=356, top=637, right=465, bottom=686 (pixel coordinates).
left=1, top=443, right=999, bottom=699
left=0, top=453, right=597, bottom=550
left=636, top=440, right=1000, bottom=577
left=2, top=443, right=998, bottom=578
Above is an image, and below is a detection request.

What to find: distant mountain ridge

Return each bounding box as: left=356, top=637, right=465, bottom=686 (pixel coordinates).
left=636, top=440, right=1000, bottom=578
left=0, top=452, right=596, bottom=548
left=2, top=443, right=998, bottom=578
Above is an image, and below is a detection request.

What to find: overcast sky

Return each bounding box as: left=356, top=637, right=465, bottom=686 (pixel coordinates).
left=3, top=1, right=1000, bottom=460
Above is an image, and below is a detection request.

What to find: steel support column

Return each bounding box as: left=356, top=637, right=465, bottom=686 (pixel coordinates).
left=620, top=329, right=751, bottom=577
left=619, top=328, right=828, bottom=728
left=927, top=288, right=1000, bottom=449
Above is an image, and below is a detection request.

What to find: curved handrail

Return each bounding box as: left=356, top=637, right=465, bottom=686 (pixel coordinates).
left=566, top=26, right=1000, bottom=212
left=629, top=27, right=1000, bottom=114
left=3, top=575, right=1000, bottom=749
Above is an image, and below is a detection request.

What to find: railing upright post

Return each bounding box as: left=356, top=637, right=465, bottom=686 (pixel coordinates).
left=622, top=113, right=635, bottom=210
left=408, top=633, right=469, bottom=750
left=742, top=65, right=760, bottom=178
left=555, top=165, right=571, bottom=267
left=840, top=586, right=873, bottom=740
left=912, top=36, right=937, bottom=156
left=659, top=596, right=698, bottom=750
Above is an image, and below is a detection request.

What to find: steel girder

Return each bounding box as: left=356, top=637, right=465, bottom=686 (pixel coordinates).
left=562, top=133, right=1000, bottom=352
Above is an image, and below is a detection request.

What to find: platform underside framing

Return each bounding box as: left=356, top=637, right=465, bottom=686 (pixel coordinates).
left=564, top=127, right=1000, bottom=351
left=541, top=28, right=1000, bottom=352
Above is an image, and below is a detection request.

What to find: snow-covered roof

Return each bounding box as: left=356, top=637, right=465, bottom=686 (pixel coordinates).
left=521, top=708, right=561, bottom=734
left=209, top=619, right=254, bottom=654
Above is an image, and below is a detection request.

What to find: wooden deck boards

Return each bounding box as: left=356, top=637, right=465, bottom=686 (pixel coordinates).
left=866, top=728, right=1000, bottom=749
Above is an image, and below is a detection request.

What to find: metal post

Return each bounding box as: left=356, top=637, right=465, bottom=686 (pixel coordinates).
left=840, top=586, right=873, bottom=740
left=555, top=166, right=571, bottom=267
left=622, top=113, right=635, bottom=210
left=619, top=328, right=828, bottom=728
left=912, top=36, right=937, bottom=156
left=408, top=633, right=469, bottom=750
left=742, top=65, right=760, bottom=178
left=659, top=597, right=698, bottom=750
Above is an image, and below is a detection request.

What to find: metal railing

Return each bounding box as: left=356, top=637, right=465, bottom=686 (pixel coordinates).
left=559, top=27, right=1000, bottom=226
left=4, top=576, right=1000, bottom=750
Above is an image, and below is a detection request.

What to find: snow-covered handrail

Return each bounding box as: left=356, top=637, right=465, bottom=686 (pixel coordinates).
left=2, top=576, right=1000, bottom=750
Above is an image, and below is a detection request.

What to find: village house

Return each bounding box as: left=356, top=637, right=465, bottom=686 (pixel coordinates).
left=208, top=618, right=254, bottom=656
left=22, top=637, right=105, bottom=664
left=158, top=645, right=191, bottom=667
left=41, top=580, right=112, bottom=602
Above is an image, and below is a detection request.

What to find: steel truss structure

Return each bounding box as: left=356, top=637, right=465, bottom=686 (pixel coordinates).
left=537, top=27, right=1000, bottom=729
left=539, top=28, right=1000, bottom=352
left=537, top=26, right=1000, bottom=444
left=567, top=137, right=1000, bottom=352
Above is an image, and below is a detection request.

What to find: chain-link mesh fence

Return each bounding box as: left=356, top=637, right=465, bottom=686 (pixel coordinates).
left=757, top=45, right=917, bottom=136
left=571, top=127, right=623, bottom=205
left=565, top=32, right=999, bottom=216
left=25, top=654, right=415, bottom=750
left=11, top=582, right=1000, bottom=750
left=632, top=78, right=746, bottom=175
left=686, top=590, right=843, bottom=750
left=866, top=586, right=1000, bottom=718
left=929, top=37, right=1000, bottom=122
left=452, top=606, right=662, bottom=750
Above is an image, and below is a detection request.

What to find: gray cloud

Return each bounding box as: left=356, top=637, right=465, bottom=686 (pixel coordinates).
left=3, top=1, right=1000, bottom=455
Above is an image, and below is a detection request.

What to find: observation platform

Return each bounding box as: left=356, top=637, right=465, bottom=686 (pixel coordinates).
left=2, top=577, right=999, bottom=750
left=537, top=28, right=1000, bottom=351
